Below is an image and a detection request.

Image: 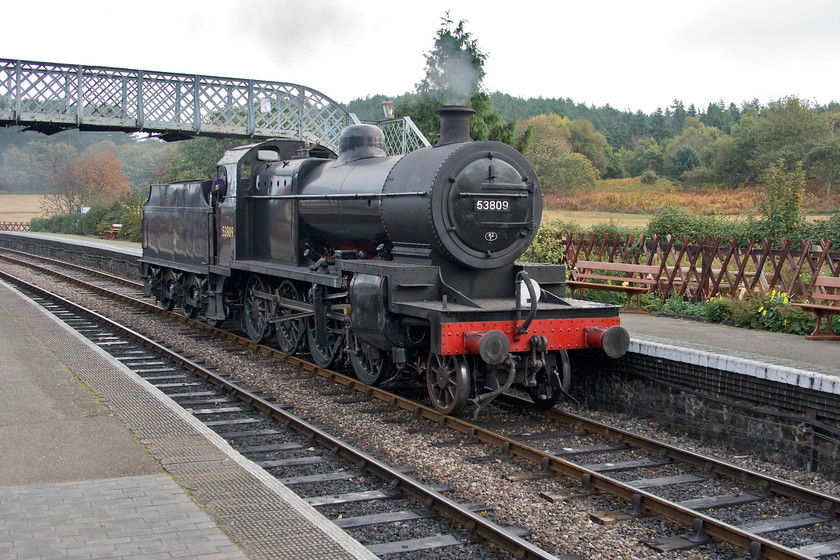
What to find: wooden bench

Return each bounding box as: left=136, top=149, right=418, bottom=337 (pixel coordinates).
left=793, top=276, right=840, bottom=340
left=566, top=260, right=662, bottom=313
left=103, top=223, right=122, bottom=240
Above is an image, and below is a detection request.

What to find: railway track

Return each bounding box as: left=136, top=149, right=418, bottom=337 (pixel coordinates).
left=0, top=264, right=555, bottom=560
left=2, top=247, right=840, bottom=560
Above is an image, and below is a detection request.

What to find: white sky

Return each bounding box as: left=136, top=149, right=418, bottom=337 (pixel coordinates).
left=2, top=0, right=838, bottom=114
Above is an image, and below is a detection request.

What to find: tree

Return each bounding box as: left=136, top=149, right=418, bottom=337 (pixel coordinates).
left=670, top=99, right=687, bottom=136
left=752, top=97, right=826, bottom=174
left=649, top=107, right=670, bottom=143
left=416, top=12, right=486, bottom=105
left=156, top=137, right=248, bottom=183
left=552, top=153, right=599, bottom=193
left=522, top=114, right=572, bottom=191
left=40, top=150, right=130, bottom=215
left=701, top=100, right=735, bottom=133
left=603, top=146, right=629, bottom=179
left=668, top=145, right=701, bottom=178
left=628, top=137, right=665, bottom=177
left=806, top=137, right=840, bottom=196
left=665, top=117, right=719, bottom=158
left=567, top=119, right=609, bottom=177
left=116, top=139, right=168, bottom=189
left=401, top=13, right=516, bottom=147
left=757, top=159, right=805, bottom=241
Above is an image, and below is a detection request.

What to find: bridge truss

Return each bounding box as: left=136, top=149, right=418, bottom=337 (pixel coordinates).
left=0, top=58, right=429, bottom=155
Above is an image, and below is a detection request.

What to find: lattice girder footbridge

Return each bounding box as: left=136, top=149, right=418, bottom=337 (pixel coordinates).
left=0, top=58, right=429, bottom=155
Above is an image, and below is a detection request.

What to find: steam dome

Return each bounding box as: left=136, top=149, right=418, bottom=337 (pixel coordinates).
left=336, top=124, right=387, bottom=165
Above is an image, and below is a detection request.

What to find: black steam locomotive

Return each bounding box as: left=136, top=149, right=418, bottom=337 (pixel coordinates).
left=141, top=106, right=629, bottom=416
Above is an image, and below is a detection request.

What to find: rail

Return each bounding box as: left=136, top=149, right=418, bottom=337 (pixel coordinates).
left=0, top=58, right=429, bottom=155
left=4, top=246, right=839, bottom=559
left=0, top=262, right=562, bottom=560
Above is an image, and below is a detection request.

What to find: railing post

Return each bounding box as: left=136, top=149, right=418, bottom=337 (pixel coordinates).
left=193, top=75, right=201, bottom=134
left=297, top=88, right=304, bottom=140
left=247, top=78, right=255, bottom=137
left=136, top=70, right=144, bottom=131
left=76, top=65, right=84, bottom=127
left=14, top=60, right=21, bottom=122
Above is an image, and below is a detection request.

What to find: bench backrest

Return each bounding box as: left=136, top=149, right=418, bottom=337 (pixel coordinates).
left=813, top=276, right=840, bottom=305
left=574, top=260, right=661, bottom=276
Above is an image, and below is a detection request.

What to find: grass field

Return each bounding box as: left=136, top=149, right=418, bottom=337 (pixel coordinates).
left=1, top=183, right=834, bottom=230
left=0, top=194, right=42, bottom=222
left=543, top=210, right=652, bottom=228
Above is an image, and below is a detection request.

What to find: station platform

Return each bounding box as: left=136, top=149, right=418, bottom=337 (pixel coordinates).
left=0, top=280, right=378, bottom=560
left=621, top=312, right=840, bottom=394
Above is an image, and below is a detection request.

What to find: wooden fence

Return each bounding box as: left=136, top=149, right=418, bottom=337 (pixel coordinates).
left=562, top=232, right=839, bottom=302
left=0, top=222, right=29, bottom=232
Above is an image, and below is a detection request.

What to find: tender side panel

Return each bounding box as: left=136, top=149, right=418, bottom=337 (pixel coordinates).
left=142, top=181, right=211, bottom=268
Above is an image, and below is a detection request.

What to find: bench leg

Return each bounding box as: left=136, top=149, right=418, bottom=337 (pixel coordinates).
left=620, top=291, right=647, bottom=314
left=805, top=311, right=840, bottom=341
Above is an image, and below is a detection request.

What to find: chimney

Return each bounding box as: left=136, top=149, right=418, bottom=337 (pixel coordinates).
left=436, top=105, right=475, bottom=146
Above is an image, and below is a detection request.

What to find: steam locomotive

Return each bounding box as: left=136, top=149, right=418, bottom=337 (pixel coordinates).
left=141, top=106, right=629, bottom=417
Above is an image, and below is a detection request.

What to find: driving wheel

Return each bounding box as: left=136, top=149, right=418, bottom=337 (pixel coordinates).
left=243, top=275, right=269, bottom=343
left=350, top=335, right=392, bottom=386
left=274, top=280, right=305, bottom=356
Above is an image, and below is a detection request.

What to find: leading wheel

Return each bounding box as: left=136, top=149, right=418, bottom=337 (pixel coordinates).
left=526, top=350, right=571, bottom=410
left=350, top=335, right=392, bottom=386
left=426, top=353, right=471, bottom=415
left=274, top=280, right=305, bottom=356
left=243, top=275, right=270, bottom=343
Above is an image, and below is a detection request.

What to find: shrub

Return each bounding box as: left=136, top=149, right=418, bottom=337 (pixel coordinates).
left=755, top=160, right=806, bottom=242
left=703, top=295, right=732, bottom=323
left=81, top=202, right=123, bottom=237
left=640, top=168, right=658, bottom=184
left=803, top=210, right=840, bottom=245
left=757, top=290, right=814, bottom=334
left=668, top=145, right=701, bottom=178
left=662, top=294, right=705, bottom=316
left=29, top=217, right=49, bottom=232
left=50, top=213, right=84, bottom=234
left=520, top=220, right=573, bottom=263
left=117, top=196, right=143, bottom=242
left=647, top=206, right=699, bottom=239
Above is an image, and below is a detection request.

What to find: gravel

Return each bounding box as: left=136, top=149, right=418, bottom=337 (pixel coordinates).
left=6, top=260, right=840, bottom=560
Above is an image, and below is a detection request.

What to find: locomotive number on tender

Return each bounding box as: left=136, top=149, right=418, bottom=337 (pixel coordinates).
left=221, top=225, right=234, bottom=238
left=474, top=199, right=509, bottom=211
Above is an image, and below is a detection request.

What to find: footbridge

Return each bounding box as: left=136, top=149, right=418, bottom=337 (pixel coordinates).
left=0, top=58, right=429, bottom=155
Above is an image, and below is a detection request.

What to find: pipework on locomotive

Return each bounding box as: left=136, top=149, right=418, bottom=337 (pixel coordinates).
left=141, top=106, right=629, bottom=417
